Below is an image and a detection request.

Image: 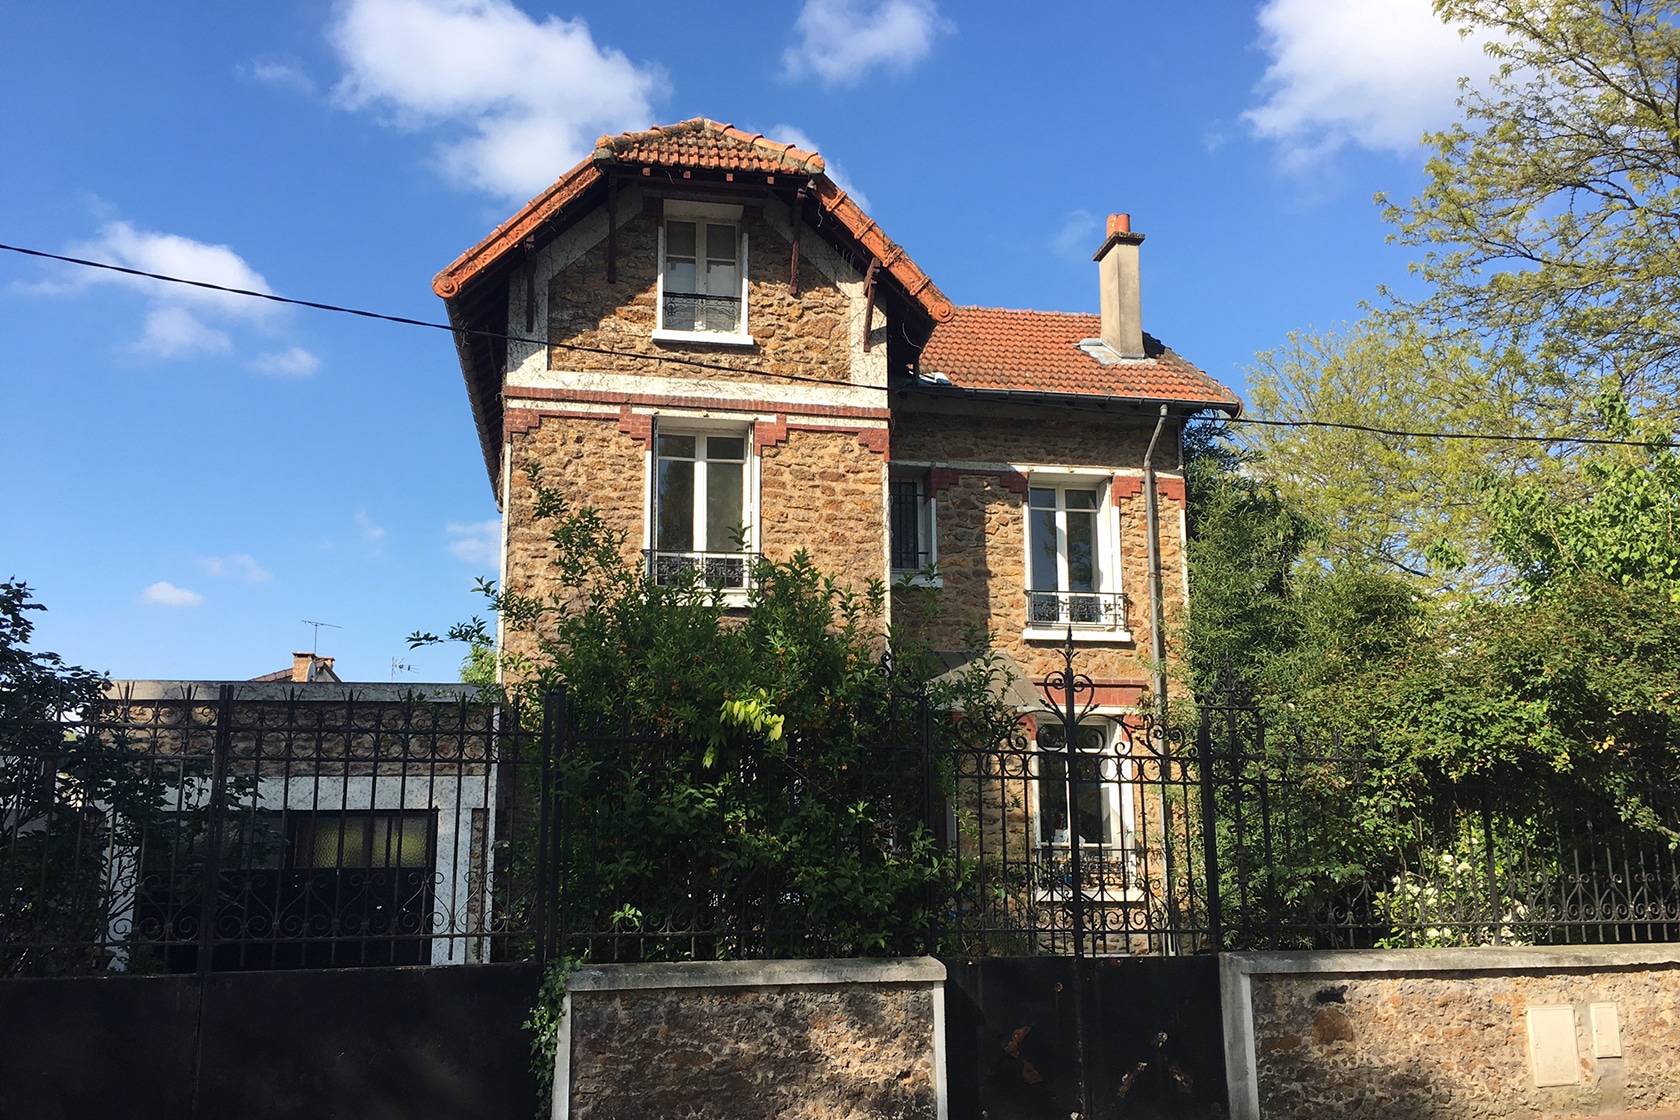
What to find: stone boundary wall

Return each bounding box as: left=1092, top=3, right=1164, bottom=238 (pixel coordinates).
left=554, top=957, right=948, bottom=1120
left=1220, top=946, right=1680, bottom=1120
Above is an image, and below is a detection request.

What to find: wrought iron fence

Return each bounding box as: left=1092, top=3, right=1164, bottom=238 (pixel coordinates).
left=8, top=660, right=1678, bottom=975
left=661, top=291, right=741, bottom=333
left=1025, top=590, right=1132, bottom=632
left=1, top=682, right=554, bottom=978
left=644, top=549, right=758, bottom=591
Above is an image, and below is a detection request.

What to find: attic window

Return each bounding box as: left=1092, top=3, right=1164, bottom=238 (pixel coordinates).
left=654, top=201, right=753, bottom=345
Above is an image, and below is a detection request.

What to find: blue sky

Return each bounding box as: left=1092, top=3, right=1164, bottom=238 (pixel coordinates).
left=0, top=0, right=1501, bottom=682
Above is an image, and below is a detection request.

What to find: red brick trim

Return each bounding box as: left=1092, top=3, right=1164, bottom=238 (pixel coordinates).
left=855, top=427, right=891, bottom=456
left=616, top=406, right=654, bottom=448
left=1029, top=679, right=1147, bottom=710
left=504, top=407, right=545, bottom=436
left=753, top=414, right=790, bottom=450
left=929, top=466, right=1029, bottom=498
left=504, top=385, right=890, bottom=422
left=1110, top=474, right=1186, bottom=504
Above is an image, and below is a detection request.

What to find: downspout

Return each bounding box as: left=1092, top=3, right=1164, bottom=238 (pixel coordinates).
left=1142, top=405, right=1170, bottom=726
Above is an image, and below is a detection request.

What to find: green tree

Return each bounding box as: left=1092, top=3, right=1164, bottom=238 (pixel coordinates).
left=0, top=581, right=132, bottom=976
left=411, top=471, right=1013, bottom=963
left=1387, top=0, right=1680, bottom=429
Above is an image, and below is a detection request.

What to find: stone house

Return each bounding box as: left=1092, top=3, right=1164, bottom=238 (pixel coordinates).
left=433, top=118, right=1240, bottom=868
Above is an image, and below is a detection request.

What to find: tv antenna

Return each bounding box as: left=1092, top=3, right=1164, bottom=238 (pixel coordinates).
left=390, top=658, right=416, bottom=681
left=301, top=619, right=341, bottom=654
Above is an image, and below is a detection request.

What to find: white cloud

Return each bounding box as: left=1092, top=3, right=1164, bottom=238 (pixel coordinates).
left=764, top=125, right=871, bottom=212
left=1051, top=210, right=1101, bottom=260
left=137, top=306, right=232, bottom=359
left=252, top=347, right=321, bottom=377
left=1245, top=0, right=1500, bottom=163
left=25, top=220, right=303, bottom=361
left=783, top=0, right=948, bottom=87
left=243, top=59, right=318, bottom=97
left=328, top=0, right=661, bottom=198
left=141, top=581, right=204, bottom=608
left=446, top=519, right=501, bottom=566
left=357, top=511, right=386, bottom=543
left=199, top=554, right=272, bottom=583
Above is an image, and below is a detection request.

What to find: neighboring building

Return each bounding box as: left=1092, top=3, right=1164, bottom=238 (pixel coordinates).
left=433, top=118, right=1240, bottom=868
left=250, top=651, right=342, bottom=684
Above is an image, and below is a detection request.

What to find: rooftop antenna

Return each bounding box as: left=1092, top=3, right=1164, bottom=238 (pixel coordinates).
left=301, top=619, right=341, bottom=655
left=390, top=658, right=415, bottom=681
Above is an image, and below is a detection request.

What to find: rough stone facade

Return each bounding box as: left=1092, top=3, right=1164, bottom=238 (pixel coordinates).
left=546, top=201, right=865, bottom=385
left=758, top=426, right=886, bottom=586
left=559, top=961, right=944, bottom=1120
left=502, top=413, right=647, bottom=663
left=891, top=410, right=1187, bottom=688
left=1237, top=954, right=1680, bottom=1119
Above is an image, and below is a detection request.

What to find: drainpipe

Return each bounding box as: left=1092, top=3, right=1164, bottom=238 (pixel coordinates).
left=1142, top=405, right=1170, bottom=728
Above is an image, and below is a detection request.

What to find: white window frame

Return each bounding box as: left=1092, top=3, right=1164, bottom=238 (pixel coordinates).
left=1031, top=716, right=1142, bottom=904
left=648, top=419, right=757, bottom=604
left=1023, top=472, right=1131, bottom=642
left=653, top=200, right=754, bottom=346
left=889, top=467, right=940, bottom=586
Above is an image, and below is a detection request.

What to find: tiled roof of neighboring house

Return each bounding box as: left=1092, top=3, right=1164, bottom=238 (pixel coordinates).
left=918, top=306, right=1241, bottom=413
left=432, top=118, right=952, bottom=325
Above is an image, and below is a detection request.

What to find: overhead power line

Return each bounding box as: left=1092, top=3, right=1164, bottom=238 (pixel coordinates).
left=4, top=239, right=1676, bottom=451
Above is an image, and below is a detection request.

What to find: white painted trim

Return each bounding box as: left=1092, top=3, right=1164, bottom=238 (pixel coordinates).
left=551, top=989, right=574, bottom=1120
left=1023, top=627, right=1134, bottom=644
left=508, top=369, right=878, bottom=412
left=1219, top=954, right=1260, bottom=1120
left=650, top=328, right=756, bottom=346
left=931, top=980, right=949, bottom=1120
left=566, top=956, right=946, bottom=991
left=663, top=199, right=743, bottom=221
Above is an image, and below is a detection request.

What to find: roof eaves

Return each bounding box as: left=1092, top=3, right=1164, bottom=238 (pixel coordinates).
left=897, top=380, right=1243, bottom=417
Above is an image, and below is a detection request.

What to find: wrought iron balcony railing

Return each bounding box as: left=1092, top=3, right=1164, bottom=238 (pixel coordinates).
left=1025, top=590, right=1132, bottom=631
left=661, top=292, right=742, bottom=334
left=645, top=549, right=758, bottom=591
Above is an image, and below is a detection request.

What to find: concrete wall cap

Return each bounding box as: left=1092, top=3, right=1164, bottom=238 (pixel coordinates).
left=105, top=680, right=489, bottom=704
left=565, top=956, right=946, bottom=992
left=1222, top=944, right=1680, bottom=977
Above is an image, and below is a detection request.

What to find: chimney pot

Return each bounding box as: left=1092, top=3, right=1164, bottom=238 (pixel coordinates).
left=1108, top=213, right=1131, bottom=236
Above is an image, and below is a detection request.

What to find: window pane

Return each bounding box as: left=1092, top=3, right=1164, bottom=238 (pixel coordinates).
left=1030, top=508, right=1059, bottom=592
left=657, top=459, right=694, bottom=550
left=890, top=477, right=924, bottom=570
left=1037, top=736, right=1069, bottom=845
left=705, top=436, right=744, bottom=461
left=1066, top=510, right=1096, bottom=592
left=1066, top=488, right=1098, bottom=510
left=705, top=461, right=744, bottom=551
left=1073, top=755, right=1110, bottom=846
left=1029, top=487, right=1056, bottom=509
left=658, top=434, right=695, bottom=458
left=666, top=220, right=697, bottom=258
left=704, top=224, right=736, bottom=263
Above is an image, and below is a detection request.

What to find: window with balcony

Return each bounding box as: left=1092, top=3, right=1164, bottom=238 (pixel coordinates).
left=654, top=203, right=751, bottom=344
left=649, top=431, right=754, bottom=591
left=1025, top=483, right=1130, bottom=639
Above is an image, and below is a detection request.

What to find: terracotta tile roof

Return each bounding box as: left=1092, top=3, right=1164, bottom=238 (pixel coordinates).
left=432, top=118, right=952, bottom=324
left=918, top=306, right=1241, bottom=412
left=595, top=119, right=826, bottom=176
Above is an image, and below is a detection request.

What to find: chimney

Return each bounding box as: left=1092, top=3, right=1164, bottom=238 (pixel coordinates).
left=1094, top=213, right=1146, bottom=359
left=289, top=653, right=337, bottom=682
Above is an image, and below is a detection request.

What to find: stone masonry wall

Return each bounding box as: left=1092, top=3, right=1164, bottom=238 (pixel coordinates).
left=759, top=427, right=886, bottom=592
left=1248, top=963, right=1680, bottom=1119
left=891, top=410, right=1186, bottom=689
left=547, top=203, right=861, bottom=385
left=560, top=961, right=944, bottom=1120
left=502, top=413, right=646, bottom=664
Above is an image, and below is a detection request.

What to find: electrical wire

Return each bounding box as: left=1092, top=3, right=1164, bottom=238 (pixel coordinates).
left=4, top=239, right=1676, bottom=450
